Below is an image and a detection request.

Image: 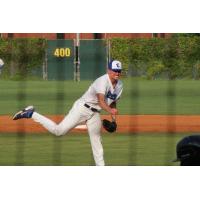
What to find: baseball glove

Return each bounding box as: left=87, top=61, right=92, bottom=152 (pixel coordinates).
left=102, top=119, right=117, bottom=133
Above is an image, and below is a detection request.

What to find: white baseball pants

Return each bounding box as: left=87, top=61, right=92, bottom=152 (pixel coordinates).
left=32, top=99, right=105, bottom=166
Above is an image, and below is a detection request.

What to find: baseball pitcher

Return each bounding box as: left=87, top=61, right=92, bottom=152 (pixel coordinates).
left=13, top=60, right=123, bottom=166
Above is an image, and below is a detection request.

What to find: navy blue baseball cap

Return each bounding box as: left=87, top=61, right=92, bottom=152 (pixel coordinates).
left=173, top=135, right=200, bottom=162
left=108, top=60, right=122, bottom=73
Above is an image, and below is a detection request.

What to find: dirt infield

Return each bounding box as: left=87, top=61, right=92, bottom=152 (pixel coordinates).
left=1, top=115, right=200, bottom=133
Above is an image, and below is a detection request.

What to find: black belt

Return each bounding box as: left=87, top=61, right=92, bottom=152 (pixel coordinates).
left=84, top=104, right=100, bottom=113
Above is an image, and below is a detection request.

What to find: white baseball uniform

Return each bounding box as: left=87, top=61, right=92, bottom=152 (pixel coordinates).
left=0, top=58, right=4, bottom=74
left=32, top=73, right=123, bottom=166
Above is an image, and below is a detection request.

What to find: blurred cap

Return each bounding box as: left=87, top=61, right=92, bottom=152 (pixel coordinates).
left=173, top=135, right=200, bottom=162
left=108, top=60, right=122, bottom=72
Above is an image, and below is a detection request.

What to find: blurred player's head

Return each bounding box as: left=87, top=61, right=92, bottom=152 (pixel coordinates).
left=107, top=60, right=122, bottom=80
left=174, top=135, right=200, bottom=166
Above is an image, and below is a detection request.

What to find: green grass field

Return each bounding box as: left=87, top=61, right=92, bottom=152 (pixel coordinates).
left=1, top=78, right=200, bottom=166
left=1, top=78, right=200, bottom=115
left=0, top=132, right=191, bottom=166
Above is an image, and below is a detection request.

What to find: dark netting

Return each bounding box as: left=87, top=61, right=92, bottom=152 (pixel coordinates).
left=2, top=34, right=200, bottom=166
left=164, top=80, right=177, bottom=165
left=128, top=79, right=139, bottom=165
left=52, top=40, right=64, bottom=165
left=14, top=40, right=28, bottom=166
left=15, top=80, right=27, bottom=165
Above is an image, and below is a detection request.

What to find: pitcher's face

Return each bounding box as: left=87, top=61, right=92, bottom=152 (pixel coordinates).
left=108, top=69, right=121, bottom=81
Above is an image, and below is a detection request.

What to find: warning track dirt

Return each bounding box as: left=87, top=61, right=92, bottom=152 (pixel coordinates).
left=1, top=115, right=200, bottom=133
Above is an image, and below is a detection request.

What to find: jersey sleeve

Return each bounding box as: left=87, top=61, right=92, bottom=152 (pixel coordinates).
left=93, top=77, right=107, bottom=95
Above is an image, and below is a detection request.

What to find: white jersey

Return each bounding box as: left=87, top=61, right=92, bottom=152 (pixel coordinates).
left=80, top=74, right=123, bottom=110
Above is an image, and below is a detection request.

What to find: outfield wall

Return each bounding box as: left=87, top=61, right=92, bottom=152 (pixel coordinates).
left=47, top=39, right=107, bottom=80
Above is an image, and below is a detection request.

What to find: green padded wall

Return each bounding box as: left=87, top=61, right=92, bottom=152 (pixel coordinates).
left=79, top=40, right=107, bottom=80
left=47, top=40, right=74, bottom=80
left=47, top=39, right=107, bottom=80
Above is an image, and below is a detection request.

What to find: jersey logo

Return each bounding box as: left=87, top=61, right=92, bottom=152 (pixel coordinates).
left=106, top=91, right=117, bottom=100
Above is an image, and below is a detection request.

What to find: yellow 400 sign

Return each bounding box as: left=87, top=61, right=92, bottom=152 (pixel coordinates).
left=54, top=48, right=71, bottom=57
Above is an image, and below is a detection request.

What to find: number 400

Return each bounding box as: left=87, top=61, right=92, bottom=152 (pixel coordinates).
left=54, top=48, right=71, bottom=57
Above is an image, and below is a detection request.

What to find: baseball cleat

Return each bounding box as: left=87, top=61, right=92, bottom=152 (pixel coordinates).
left=13, top=105, right=35, bottom=120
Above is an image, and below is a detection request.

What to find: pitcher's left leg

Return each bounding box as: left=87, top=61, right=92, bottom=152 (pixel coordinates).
left=86, top=113, right=105, bottom=166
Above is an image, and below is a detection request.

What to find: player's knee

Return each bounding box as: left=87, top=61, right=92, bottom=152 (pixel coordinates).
left=53, top=126, right=67, bottom=136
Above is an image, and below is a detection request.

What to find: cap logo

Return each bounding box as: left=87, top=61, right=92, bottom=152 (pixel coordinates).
left=116, top=63, right=120, bottom=68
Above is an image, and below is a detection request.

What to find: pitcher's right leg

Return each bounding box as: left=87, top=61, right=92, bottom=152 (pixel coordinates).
left=32, top=111, right=82, bottom=136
